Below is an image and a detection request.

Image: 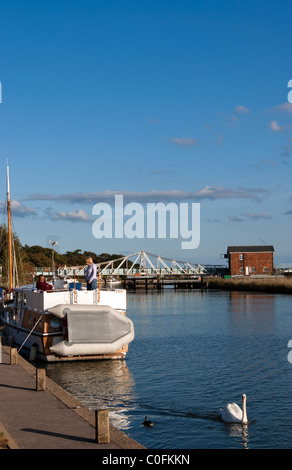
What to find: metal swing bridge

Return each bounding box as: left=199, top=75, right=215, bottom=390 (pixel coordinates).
left=36, top=250, right=227, bottom=279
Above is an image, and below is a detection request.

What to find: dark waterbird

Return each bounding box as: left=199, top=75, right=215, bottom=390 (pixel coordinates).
left=143, top=416, right=154, bottom=427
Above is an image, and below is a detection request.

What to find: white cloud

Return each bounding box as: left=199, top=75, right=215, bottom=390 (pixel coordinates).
left=234, top=105, right=250, bottom=114
left=271, top=103, right=292, bottom=113
left=228, top=215, right=243, bottom=222
left=228, top=212, right=272, bottom=222
left=11, top=200, right=36, bottom=217
left=225, top=105, right=250, bottom=127
left=241, top=212, right=272, bottom=220
left=0, top=200, right=36, bottom=217
left=147, top=117, right=162, bottom=125
left=52, top=209, right=92, bottom=223
left=170, top=137, right=198, bottom=147
left=25, top=185, right=268, bottom=205
left=270, top=120, right=282, bottom=132
left=216, top=133, right=224, bottom=146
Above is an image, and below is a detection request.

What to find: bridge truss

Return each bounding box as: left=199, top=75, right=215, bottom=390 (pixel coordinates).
left=36, top=250, right=227, bottom=277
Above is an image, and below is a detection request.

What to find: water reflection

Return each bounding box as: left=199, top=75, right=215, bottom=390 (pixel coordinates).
left=46, top=360, right=136, bottom=430
left=229, top=291, right=276, bottom=335
left=223, top=423, right=249, bottom=449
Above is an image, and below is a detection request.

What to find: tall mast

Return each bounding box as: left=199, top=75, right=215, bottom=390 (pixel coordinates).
left=7, top=164, right=13, bottom=289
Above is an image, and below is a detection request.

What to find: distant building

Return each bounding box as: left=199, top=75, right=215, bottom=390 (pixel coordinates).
left=227, top=246, right=274, bottom=276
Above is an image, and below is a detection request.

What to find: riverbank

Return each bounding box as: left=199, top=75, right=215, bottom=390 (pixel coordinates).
left=206, top=276, right=292, bottom=294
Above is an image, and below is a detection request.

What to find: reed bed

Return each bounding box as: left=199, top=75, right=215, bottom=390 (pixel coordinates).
left=206, top=276, right=292, bottom=294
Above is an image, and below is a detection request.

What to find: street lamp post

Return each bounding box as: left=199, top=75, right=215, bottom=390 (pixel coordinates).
left=49, top=240, right=59, bottom=279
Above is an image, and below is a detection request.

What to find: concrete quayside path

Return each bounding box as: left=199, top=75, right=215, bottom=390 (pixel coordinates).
left=0, top=344, right=144, bottom=450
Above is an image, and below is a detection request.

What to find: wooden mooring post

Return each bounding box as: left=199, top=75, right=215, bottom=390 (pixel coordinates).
left=10, top=348, right=18, bottom=365
left=95, top=409, right=110, bottom=444
left=36, top=368, right=46, bottom=391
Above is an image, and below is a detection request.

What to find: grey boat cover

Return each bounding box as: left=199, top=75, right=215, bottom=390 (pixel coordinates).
left=48, top=304, right=133, bottom=344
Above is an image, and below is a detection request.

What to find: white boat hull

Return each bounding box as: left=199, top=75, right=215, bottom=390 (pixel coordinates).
left=1, top=287, right=134, bottom=362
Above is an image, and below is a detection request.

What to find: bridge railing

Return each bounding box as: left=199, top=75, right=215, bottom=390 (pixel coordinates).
left=34, top=265, right=227, bottom=277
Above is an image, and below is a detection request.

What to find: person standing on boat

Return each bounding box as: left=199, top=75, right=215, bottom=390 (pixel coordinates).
left=85, top=257, right=97, bottom=290
left=36, top=275, right=53, bottom=291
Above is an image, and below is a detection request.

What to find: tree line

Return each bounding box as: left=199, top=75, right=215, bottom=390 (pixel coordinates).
left=0, top=224, right=126, bottom=286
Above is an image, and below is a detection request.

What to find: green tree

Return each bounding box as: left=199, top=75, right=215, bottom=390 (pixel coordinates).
left=23, top=245, right=67, bottom=267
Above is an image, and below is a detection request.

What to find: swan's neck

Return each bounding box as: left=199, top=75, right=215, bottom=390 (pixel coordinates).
left=241, top=398, right=248, bottom=424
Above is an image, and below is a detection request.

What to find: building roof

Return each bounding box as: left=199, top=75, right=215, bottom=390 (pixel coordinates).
left=227, top=245, right=274, bottom=253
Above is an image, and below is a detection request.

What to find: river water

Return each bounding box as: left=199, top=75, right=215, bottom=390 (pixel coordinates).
left=45, top=289, right=292, bottom=449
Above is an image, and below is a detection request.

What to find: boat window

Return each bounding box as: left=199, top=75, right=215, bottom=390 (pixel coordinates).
left=51, top=318, right=62, bottom=329
left=16, top=292, right=23, bottom=307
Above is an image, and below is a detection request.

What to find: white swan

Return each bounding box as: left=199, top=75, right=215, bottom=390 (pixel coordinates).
left=219, top=394, right=248, bottom=424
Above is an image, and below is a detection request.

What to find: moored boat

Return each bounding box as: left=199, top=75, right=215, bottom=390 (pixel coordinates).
left=0, top=165, right=134, bottom=362
left=1, top=281, right=134, bottom=361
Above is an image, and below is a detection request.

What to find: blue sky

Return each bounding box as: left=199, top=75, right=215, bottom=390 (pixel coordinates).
left=0, top=0, right=291, bottom=265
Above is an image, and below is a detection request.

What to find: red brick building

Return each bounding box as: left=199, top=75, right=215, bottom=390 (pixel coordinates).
left=227, top=246, right=274, bottom=276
